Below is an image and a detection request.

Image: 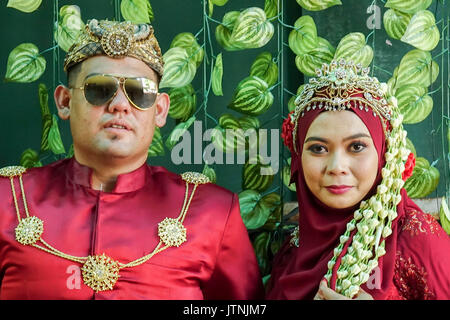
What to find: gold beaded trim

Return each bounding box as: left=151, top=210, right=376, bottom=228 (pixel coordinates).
left=0, top=166, right=27, bottom=178
left=8, top=172, right=201, bottom=292
left=181, top=172, right=210, bottom=184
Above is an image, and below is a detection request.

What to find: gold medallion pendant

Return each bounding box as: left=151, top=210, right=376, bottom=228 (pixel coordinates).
left=15, top=216, right=44, bottom=245
left=81, top=254, right=120, bottom=292
left=158, top=218, right=187, bottom=247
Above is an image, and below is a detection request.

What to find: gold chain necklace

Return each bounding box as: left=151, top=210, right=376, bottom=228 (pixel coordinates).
left=0, top=166, right=210, bottom=292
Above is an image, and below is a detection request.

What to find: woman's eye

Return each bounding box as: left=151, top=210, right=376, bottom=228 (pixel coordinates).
left=308, top=144, right=327, bottom=154
left=350, top=142, right=367, bottom=153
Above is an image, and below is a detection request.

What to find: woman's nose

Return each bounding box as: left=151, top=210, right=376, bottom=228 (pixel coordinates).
left=326, top=151, right=349, bottom=176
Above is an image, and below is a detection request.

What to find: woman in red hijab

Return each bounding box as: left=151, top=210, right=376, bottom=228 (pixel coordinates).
left=267, top=59, right=450, bottom=300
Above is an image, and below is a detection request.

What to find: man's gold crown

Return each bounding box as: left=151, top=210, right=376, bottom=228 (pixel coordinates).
left=64, top=19, right=164, bottom=76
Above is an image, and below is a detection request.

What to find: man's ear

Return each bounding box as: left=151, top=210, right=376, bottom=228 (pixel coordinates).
left=54, top=85, right=72, bottom=120
left=154, top=92, right=170, bottom=128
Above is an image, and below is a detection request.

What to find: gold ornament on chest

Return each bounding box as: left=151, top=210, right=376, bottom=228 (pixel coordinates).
left=1, top=166, right=210, bottom=292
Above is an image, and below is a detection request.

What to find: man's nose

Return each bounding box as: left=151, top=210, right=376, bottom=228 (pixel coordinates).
left=107, top=85, right=132, bottom=114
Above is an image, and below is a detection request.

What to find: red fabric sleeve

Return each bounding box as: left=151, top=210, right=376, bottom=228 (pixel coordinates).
left=202, top=194, right=264, bottom=300
left=395, top=208, right=450, bottom=300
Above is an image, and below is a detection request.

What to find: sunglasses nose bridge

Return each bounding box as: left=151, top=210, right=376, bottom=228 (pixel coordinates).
left=107, top=77, right=133, bottom=113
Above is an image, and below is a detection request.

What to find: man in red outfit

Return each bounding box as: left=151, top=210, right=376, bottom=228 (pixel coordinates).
left=0, top=19, right=263, bottom=299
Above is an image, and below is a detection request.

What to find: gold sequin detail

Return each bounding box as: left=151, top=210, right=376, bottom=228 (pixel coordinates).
left=181, top=172, right=210, bottom=184
left=0, top=166, right=27, bottom=178
left=15, top=216, right=44, bottom=245
left=158, top=218, right=187, bottom=247
left=81, top=254, right=120, bottom=292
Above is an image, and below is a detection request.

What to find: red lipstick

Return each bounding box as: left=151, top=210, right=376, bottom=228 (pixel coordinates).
left=325, top=185, right=353, bottom=195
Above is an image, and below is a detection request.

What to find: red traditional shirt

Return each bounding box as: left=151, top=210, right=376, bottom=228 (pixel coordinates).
left=0, top=158, right=264, bottom=300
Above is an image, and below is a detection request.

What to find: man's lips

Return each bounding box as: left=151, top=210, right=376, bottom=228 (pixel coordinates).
left=325, top=185, right=353, bottom=195
left=103, top=119, right=132, bottom=131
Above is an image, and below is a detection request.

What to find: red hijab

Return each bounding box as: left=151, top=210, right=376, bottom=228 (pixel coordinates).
left=267, top=104, right=420, bottom=300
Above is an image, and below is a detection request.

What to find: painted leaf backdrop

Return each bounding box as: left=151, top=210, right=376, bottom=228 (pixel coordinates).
left=54, top=5, right=84, bottom=52
left=7, top=0, right=42, bottom=13
left=5, top=43, right=46, bottom=83
left=120, top=0, right=154, bottom=23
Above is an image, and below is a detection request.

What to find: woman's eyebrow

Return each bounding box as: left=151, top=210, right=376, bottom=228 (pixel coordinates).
left=343, top=133, right=371, bottom=141
left=304, top=136, right=328, bottom=144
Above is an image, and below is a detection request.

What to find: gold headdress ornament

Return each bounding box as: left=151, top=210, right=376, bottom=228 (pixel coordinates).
left=286, top=59, right=416, bottom=298
left=291, top=59, right=392, bottom=153
left=64, top=19, right=164, bottom=76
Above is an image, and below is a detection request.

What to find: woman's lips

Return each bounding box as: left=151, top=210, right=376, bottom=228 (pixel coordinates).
left=325, top=185, right=353, bottom=195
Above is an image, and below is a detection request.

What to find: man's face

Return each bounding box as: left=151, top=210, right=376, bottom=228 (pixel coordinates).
left=62, top=55, right=167, bottom=165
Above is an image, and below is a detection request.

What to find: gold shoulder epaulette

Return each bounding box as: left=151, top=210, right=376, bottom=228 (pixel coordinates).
left=180, top=172, right=210, bottom=185
left=0, top=166, right=27, bottom=178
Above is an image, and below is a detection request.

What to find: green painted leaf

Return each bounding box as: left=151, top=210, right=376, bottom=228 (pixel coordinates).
left=212, top=53, right=224, bottom=96
left=439, top=198, right=450, bottom=235
left=405, top=137, right=416, bottom=156
left=38, top=83, right=52, bottom=152
left=215, top=11, right=242, bottom=51
left=228, top=76, right=274, bottom=116
left=54, top=5, right=84, bottom=52
left=66, top=144, right=74, bottom=158
left=385, top=0, right=432, bottom=15
left=250, top=52, right=278, bottom=87
left=404, top=156, right=440, bottom=198
left=20, top=148, right=42, bottom=168
left=334, top=32, right=373, bottom=68
left=295, top=37, right=335, bottom=76
left=401, top=10, right=440, bottom=51
left=252, top=231, right=271, bottom=275
left=148, top=127, right=164, bottom=157
left=120, top=0, right=153, bottom=24
left=159, top=47, right=197, bottom=89
left=239, top=190, right=271, bottom=230
left=168, top=84, right=196, bottom=121
left=288, top=15, right=318, bottom=55
left=170, top=32, right=204, bottom=68
left=211, top=114, right=246, bottom=153
left=211, top=0, right=228, bottom=5
left=288, top=85, right=305, bottom=112
left=395, top=85, right=433, bottom=124
left=230, top=7, right=274, bottom=49
left=208, top=0, right=214, bottom=16
left=264, top=0, right=278, bottom=19
left=386, top=67, right=399, bottom=96
left=383, top=9, right=412, bottom=40
left=238, top=116, right=260, bottom=131
left=202, top=164, right=217, bottom=184
left=283, top=158, right=296, bottom=191
left=396, top=49, right=439, bottom=88
left=165, top=116, right=196, bottom=150
left=48, top=114, right=66, bottom=155
left=242, top=156, right=274, bottom=192
left=296, top=0, right=342, bottom=11
left=7, top=0, right=42, bottom=13
left=5, top=43, right=46, bottom=83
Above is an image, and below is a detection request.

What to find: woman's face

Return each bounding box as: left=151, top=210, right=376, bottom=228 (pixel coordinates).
left=301, top=110, right=379, bottom=209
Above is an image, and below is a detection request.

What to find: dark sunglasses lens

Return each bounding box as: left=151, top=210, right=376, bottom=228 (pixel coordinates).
left=84, top=75, right=118, bottom=106
left=124, top=78, right=157, bottom=110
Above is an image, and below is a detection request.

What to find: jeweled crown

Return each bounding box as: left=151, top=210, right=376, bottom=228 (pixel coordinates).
left=291, top=59, right=394, bottom=152
left=64, top=19, right=164, bottom=76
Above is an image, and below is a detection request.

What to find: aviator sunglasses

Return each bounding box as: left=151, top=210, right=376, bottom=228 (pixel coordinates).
left=71, top=74, right=159, bottom=110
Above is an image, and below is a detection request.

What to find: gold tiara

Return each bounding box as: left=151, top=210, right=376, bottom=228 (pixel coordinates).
left=291, top=59, right=393, bottom=152
left=64, top=19, right=164, bottom=76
